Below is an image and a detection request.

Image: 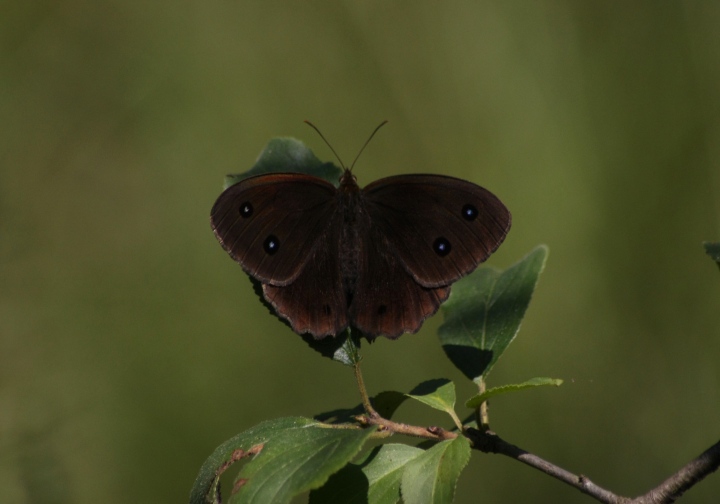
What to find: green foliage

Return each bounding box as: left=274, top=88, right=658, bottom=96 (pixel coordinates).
left=309, top=436, right=471, bottom=504
left=406, top=379, right=457, bottom=415
left=406, top=379, right=463, bottom=429
left=223, top=138, right=342, bottom=189
left=301, top=329, right=363, bottom=366
left=190, top=417, right=313, bottom=504
left=400, top=437, right=471, bottom=504
left=231, top=424, right=376, bottom=504
left=309, top=444, right=424, bottom=504
left=189, top=417, right=376, bottom=504
left=438, top=245, right=548, bottom=382
left=465, top=377, right=563, bottom=409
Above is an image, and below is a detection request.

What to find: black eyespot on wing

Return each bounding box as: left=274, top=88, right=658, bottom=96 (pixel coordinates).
left=263, top=235, right=280, bottom=255
left=239, top=202, right=253, bottom=218
left=433, top=237, right=451, bottom=257
left=462, top=203, right=478, bottom=221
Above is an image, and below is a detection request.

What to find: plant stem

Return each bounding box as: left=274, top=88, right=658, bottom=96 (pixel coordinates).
left=477, top=377, right=490, bottom=430
left=353, top=362, right=379, bottom=418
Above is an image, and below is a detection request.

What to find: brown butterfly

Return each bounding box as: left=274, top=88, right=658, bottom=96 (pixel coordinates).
left=210, top=124, right=511, bottom=340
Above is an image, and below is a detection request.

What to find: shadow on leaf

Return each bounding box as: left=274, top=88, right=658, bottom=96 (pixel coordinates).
left=441, top=345, right=494, bottom=381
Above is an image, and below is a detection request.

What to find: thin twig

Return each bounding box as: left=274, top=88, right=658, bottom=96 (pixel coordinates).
left=631, top=439, right=720, bottom=503
left=467, top=428, right=720, bottom=504
left=466, top=428, right=628, bottom=503
left=357, top=414, right=458, bottom=442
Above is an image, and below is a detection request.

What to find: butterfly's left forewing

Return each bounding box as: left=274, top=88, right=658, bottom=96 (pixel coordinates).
left=363, top=174, right=511, bottom=288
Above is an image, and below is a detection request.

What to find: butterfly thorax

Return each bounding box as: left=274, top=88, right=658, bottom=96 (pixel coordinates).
left=337, top=170, right=368, bottom=308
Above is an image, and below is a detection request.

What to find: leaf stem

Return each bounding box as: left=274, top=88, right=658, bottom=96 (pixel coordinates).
left=353, top=362, right=379, bottom=418
left=477, top=377, right=490, bottom=431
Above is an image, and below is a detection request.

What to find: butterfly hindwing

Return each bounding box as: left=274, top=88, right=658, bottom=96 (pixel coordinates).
left=262, top=209, right=348, bottom=337
left=350, top=219, right=451, bottom=338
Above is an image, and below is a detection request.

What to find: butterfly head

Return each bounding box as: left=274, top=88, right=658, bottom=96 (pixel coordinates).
left=338, top=168, right=359, bottom=191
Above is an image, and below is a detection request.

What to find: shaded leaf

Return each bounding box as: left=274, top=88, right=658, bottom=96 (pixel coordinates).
left=231, top=423, right=376, bottom=504
left=465, top=377, right=563, bottom=408
left=301, top=329, right=362, bottom=366
left=371, top=391, right=410, bottom=420
left=439, top=245, right=548, bottom=381
left=703, top=241, right=720, bottom=271
left=310, top=444, right=423, bottom=504
left=223, top=138, right=342, bottom=188
left=406, top=379, right=456, bottom=416
left=400, top=436, right=471, bottom=504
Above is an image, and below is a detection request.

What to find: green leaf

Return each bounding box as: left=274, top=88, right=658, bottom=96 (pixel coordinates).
left=465, top=377, right=563, bottom=408
left=309, top=444, right=424, bottom=504
left=189, top=417, right=375, bottom=504
left=301, top=329, right=362, bottom=366
left=703, top=241, right=720, bottom=270
left=406, top=379, right=456, bottom=415
left=231, top=424, right=377, bottom=504
left=439, top=245, right=549, bottom=382
left=223, top=137, right=342, bottom=188
left=189, top=417, right=315, bottom=504
left=400, top=436, right=471, bottom=504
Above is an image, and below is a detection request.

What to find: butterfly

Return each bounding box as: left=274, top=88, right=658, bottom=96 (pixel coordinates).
left=210, top=124, right=511, bottom=340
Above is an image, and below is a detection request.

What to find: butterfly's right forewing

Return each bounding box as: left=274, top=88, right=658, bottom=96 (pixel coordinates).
left=210, top=173, right=338, bottom=286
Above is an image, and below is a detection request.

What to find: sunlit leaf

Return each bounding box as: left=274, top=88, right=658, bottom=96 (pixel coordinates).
left=189, top=417, right=375, bottom=504
left=465, top=377, right=563, bottom=408
left=400, top=436, right=471, bottom=504
left=406, top=379, right=456, bottom=416
left=190, top=417, right=315, bottom=504
left=439, top=245, right=548, bottom=382
left=231, top=423, right=376, bottom=504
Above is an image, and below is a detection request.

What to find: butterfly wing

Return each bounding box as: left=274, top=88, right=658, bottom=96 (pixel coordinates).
left=210, top=173, right=338, bottom=286
left=349, top=222, right=450, bottom=338
left=363, top=174, right=511, bottom=288
left=262, top=209, right=349, bottom=337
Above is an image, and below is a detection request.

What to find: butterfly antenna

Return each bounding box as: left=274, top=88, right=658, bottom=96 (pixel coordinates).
left=304, top=120, right=347, bottom=169
left=350, top=120, right=388, bottom=171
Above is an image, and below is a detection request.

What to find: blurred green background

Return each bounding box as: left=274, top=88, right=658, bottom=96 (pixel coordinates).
left=2, top=2, right=719, bottom=503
